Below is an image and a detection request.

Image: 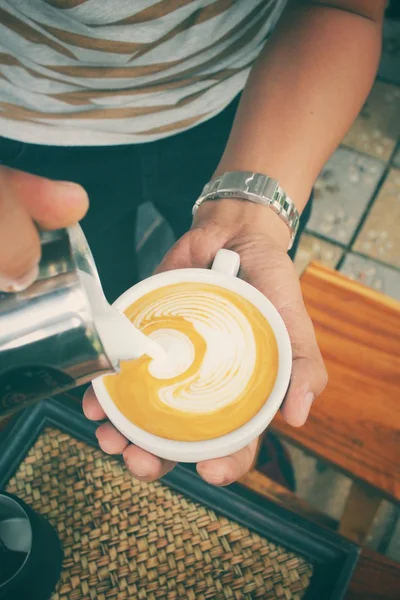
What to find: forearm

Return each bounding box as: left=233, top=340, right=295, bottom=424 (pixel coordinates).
left=215, top=1, right=384, bottom=214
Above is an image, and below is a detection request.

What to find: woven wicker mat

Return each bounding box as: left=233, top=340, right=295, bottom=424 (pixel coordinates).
left=6, top=427, right=313, bottom=600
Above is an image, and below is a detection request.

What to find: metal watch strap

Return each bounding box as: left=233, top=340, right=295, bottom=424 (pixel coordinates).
left=192, top=171, right=300, bottom=250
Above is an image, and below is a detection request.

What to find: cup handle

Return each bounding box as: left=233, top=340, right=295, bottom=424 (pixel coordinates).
left=211, top=249, right=240, bottom=277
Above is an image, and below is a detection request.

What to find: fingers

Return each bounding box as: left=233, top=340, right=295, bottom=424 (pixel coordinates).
left=276, top=269, right=327, bottom=426
left=197, top=439, right=258, bottom=486
left=83, top=387, right=176, bottom=481
left=278, top=290, right=328, bottom=426
left=82, top=386, right=107, bottom=421
left=83, top=387, right=127, bottom=454
left=96, top=422, right=129, bottom=454
left=155, top=224, right=228, bottom=273
left=96, top=423, right=176, bottom=480
left=279, top=299, right=328, bottom=426
left=0, top=167, right=88, bottom=291
left=85, top=380, right=258, bottom=485
left=0, top=186, right=41, bottom=290
left=281, top=353, right=328, bottom=427
left=240, top=247, right=328, bottom=428
left=5, top=167, right=89, bottom=229
left=123, top=445, right=176, bottom=481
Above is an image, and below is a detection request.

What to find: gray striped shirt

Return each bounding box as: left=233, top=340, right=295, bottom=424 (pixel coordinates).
left=0, top=0, right=286, bottom=145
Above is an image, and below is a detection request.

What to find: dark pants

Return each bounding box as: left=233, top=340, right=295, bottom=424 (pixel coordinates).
left=0, top=97, right=311, bottom=302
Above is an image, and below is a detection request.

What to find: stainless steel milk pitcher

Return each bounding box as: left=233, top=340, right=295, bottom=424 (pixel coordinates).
left=0, top=225, right=118, bottom=417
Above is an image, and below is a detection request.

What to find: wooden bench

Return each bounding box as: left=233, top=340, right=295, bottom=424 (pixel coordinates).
left=240, top=261, right=400, bottom=595
left=270, top=262, right=400, bottom=543
left=346, top=547, right=400, bottom=600
left=239, top=470, right=400, bottom=599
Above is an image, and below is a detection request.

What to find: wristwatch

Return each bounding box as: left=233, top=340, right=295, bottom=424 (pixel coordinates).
left=192, top=171, right=300, bottom=250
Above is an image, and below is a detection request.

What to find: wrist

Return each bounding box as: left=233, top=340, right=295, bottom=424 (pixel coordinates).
left=193, top=198, right=291, bottom=252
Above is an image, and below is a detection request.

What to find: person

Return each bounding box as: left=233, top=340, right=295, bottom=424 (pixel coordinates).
left=0, top=0, right=385, bottom=485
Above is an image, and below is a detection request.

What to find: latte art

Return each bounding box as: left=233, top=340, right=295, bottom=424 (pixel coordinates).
left=144, top=291, right=257, bottom=413
left=104, top=283, right=278, bottom=441
left=148, top=329, right=195, bottom=381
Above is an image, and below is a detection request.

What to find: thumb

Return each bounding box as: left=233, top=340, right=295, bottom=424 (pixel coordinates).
left=0, top=167, right=88, bottom=290
left=4, top=167, right=89, bottom=229
left=278, top=291, right=328, bottom=427
left=281, top=353, right=328, bottom=427
left=156, top=223, right=228, bottom=273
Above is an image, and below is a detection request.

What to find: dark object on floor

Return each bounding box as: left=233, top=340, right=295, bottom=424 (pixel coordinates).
left=0, top=397, right=360, bottom=600
left=386, top=0, right=400, bottom=19
left=0, top=538, right=26, bottom=587
left=0, top=493, right=63, bottom=600
left=256, top=432, right=296, bottom=492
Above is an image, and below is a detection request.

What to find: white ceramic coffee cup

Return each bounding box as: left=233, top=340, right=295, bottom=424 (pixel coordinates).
left=92, top=249, right=292, bottom=463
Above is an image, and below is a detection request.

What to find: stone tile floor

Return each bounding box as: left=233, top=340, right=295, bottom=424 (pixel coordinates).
left=134, top=16, right=400, bottom=561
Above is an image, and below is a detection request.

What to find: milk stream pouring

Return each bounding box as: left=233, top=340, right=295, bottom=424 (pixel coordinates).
left=0, top=225, right=162, bottom=418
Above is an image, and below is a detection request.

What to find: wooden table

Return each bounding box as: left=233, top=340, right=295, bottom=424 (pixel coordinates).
left=245, top=262, right=400, bottom=595
left=239, top=470, right=400, bottom=599
left=264, top=262, right=400, bottom=550
left=272, top=263, right=400, bottom=503
left=346, top=548, right=400, bottom=600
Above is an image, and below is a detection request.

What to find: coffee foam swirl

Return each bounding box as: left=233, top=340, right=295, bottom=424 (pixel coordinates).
left=148, top=329, right=195, bottom=380
left=104, top=283, right=278, bottom=442
left=141, top=292, right=256, bottom=413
